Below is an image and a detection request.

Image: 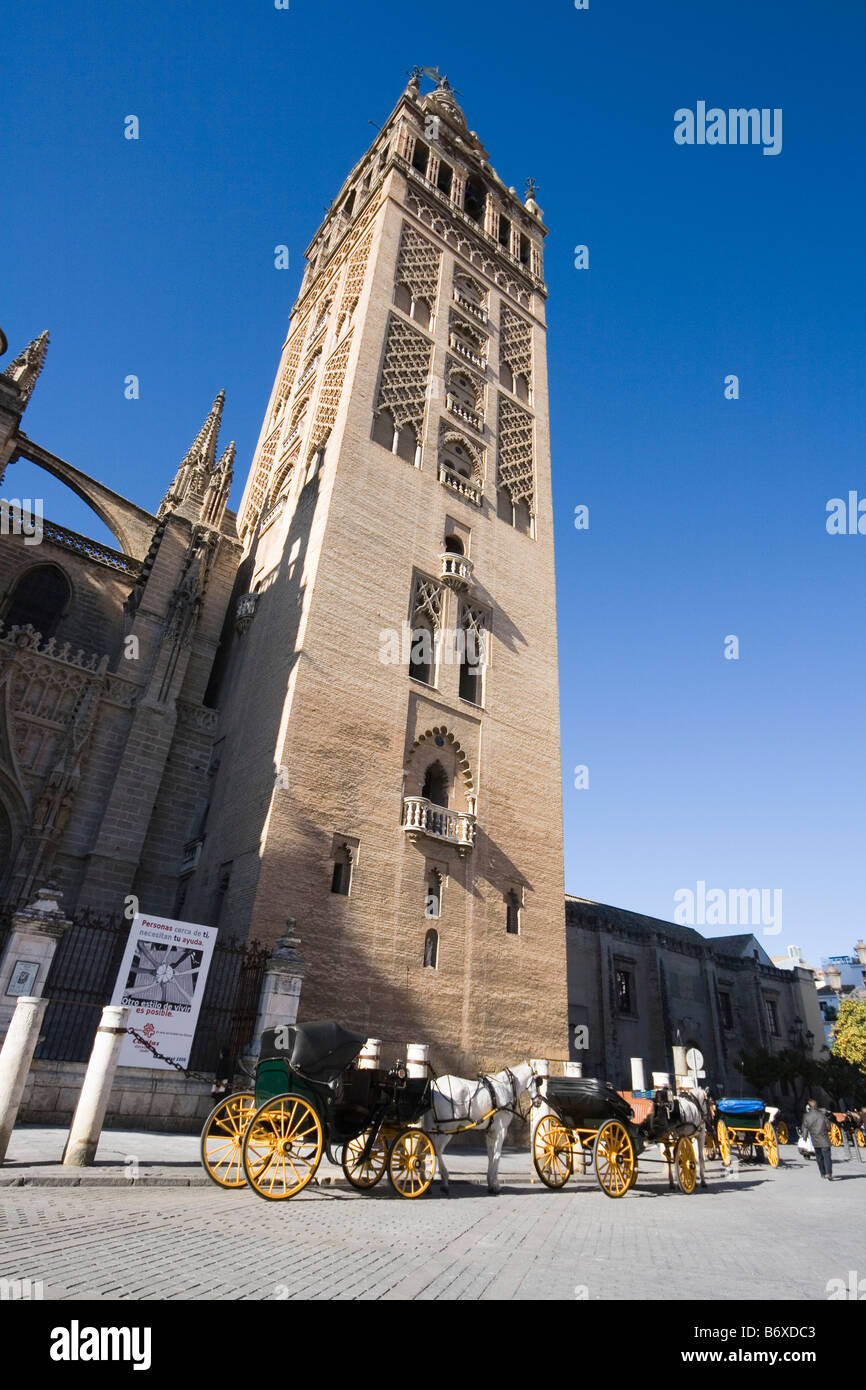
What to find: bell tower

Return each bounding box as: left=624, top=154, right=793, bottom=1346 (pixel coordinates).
left=186, top=71, right=568, bottom=1072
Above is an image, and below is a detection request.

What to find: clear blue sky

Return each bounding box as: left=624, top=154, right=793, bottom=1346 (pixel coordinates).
left=4, top=1, right=864, bottom=964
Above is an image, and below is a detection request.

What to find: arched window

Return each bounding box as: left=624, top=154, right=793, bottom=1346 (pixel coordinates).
left=331, top=844, right=353, bottom=896
left=372, top=407, right=397, bottom=451
left=422, top=761, right=449, bottom=808
left=395, top=422, right=417, bottom=465
left=458, top=606, right=486, bottom=706
left=409, top=617, right=434, bottom=685
left=448, top=370, right=481, bottom=416
left=411, top=297, right=432, bottom=331
left=423, top=928, right=439, bottom=969
left=425, top=869, right=442, bottom=919
left=441, top=435, right=480, bottom=483
left=3, top=564, right=71, bottom=639
left=506, top=891, right=521, bottom=935
left=464, top=174, right=486, bottom=224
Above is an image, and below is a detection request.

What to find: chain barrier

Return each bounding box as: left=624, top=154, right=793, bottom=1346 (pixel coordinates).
left=124, top=1028, right=254, bottom=1089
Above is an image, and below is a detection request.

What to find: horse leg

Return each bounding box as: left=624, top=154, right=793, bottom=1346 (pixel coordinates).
left=697, top=1130, right=707, bottom=1189
left=435, top=1133, right=452, bottom=1195
left=487, top=1114, right=509, bottom=1194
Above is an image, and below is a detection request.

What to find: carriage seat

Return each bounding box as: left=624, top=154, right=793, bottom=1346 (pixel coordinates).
left=258, top=1020, right=366, bottom=1083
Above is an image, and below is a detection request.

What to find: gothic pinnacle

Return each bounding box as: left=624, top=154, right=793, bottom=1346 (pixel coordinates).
left=1, top=329, right=50, bottom=405
left=179, top=389, right=226, bottom=474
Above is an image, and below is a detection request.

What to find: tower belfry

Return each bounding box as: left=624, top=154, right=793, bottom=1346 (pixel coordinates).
left=187, top=72, right=568, bottom=1070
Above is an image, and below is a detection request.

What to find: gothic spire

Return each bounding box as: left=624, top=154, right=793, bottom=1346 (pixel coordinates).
left=160, top=390, right=227, bottom=518
left=1, top=330, right=50, bottom=406
left=179, top=390, right=225, bottom=475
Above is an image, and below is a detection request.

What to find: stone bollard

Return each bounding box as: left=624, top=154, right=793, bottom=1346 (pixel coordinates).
left=62, top=1005, right=128, bottom=1167
left=0, top=995, right=49, bottom=1163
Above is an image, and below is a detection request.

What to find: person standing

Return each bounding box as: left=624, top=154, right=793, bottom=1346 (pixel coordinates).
left=801, top=1099, right=833, bottom=1180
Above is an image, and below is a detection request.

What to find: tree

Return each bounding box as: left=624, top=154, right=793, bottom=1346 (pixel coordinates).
left=831, top=999, right=866, bottom=1071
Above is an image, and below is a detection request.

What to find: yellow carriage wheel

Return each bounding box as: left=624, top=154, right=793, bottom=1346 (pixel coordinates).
left=856, top=1129, right=865, bottom=1149
left=828, top=1122, right=843, bottom=1148
left=775, top=1121, right=789, bottom=1146
left=200, top=1093, right=255, bottom=1189
left=242, top=1094, right=323, bottom=1200
left=716, top=1120, right=731, bottom=1167
left=342, top=1129, right=388, bottom=1189
left=704, top=1128, right=718, bottom=1161
left=387, top=1128, right=435, bottom=1198
left=763, top=1123, right=779, bottom=1168
left=594, top=1120, right=636, bottom=1198
left=676, top=1136, right=698, bottom=1194
left=532, top=1115, right=573, bottom=1189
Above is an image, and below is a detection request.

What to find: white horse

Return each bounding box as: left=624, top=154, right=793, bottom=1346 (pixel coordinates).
left=654, top=1087, right=712, bottom=1189
left=421, top=1061, right=541, bottom=1195
left=647, top=1089, right=717, bottom=1189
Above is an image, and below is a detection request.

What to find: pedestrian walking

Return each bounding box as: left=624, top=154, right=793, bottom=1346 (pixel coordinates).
left=801, top=1099, right=833, bottom=1180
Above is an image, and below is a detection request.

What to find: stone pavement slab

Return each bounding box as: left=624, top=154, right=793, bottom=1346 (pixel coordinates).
left=0, top=1123, right=535, bottom=1187
left=1, top=1149, right=864, bottom=1301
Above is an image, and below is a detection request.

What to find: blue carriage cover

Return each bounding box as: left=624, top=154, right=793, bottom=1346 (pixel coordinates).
left=718, top=1097, right=765, bottom=1115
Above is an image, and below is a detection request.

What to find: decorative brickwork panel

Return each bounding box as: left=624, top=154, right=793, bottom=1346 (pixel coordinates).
left=497, top=395, right=535, bottom=512
left=406, top=187, right=531, bottom=308
left=395, top=223, right=441, bottom=309
left=310, top=332, right=354, bottom=448
left=375, top=316, right=432, bottom=434
left=411, top=575, right=444, bottom=629
left=501, top=306, right=533, bottom=385
left=340, top=226, right=374, bottom=320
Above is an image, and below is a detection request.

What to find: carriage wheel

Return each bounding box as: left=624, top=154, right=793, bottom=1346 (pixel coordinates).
left=704, top=1129, right=718, bottom=1161
left=738, top=1141, right=754, bottom=1161
left=200, top=1093, right=255, bottom=1189
left=675, top=1137, right=698, bottom=1194
left=242, top=1094, right=323, bottom=1200
left=775, top=1121, right=789, bottom=1146
left=532, top=1115, right=573, bottom=1189
left=763, top=1124, right=779, bottom=1168
left=856, top=1130, right=866, bottom=1149
left=594, top=1120, right=636, bottom=1198
left=829, top=1122, right=843, bottom=1148
left=387, top=1129, right=435, bottom=1198
left=716, top=1121, right=731, bottom=1167
left=342, top=1129, right=388, bottom=1189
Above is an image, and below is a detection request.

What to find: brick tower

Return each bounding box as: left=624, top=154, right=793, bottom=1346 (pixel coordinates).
left=186, top=71, right=568, bottom=1072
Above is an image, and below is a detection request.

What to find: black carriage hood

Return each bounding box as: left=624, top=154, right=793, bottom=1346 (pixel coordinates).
left=259, top=1020, right=366, bottom=1080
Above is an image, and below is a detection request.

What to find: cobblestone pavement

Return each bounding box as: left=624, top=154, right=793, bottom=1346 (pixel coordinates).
left=1, top=1146, right=864, bottom=1300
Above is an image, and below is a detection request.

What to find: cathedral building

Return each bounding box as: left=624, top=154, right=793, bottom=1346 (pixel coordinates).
left=0, top=72, right=568, bottom=1076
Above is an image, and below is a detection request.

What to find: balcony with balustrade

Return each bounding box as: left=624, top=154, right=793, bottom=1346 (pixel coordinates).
left=439, top=551, right=474, bottom=590
left=402, top=797, right=476, bottom=856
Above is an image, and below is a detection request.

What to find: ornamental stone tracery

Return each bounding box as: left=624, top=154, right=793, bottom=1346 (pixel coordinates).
left=310, top=332, right=354, bottom=448
left=375, top=315, right=433, bottom=435
left=500, top=306, right=533, bottom=385
left=497, top=394, right=535, bottom=513
left=411, top=574, right=445, bottom=630
left=406, top=187, right=533, bottom=309
left=395, top=223, right=442, bottom=311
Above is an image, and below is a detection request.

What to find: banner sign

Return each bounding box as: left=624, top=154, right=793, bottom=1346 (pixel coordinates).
left=110, top=913, right=218, bottom=1070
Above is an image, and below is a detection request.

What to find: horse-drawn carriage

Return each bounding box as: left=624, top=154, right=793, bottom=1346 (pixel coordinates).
left=201, top=1021, right=436, bottom=1200
left=531, top=1078, right=709, bottom=1197
left=715, top=1097, right=779, bottom=1167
